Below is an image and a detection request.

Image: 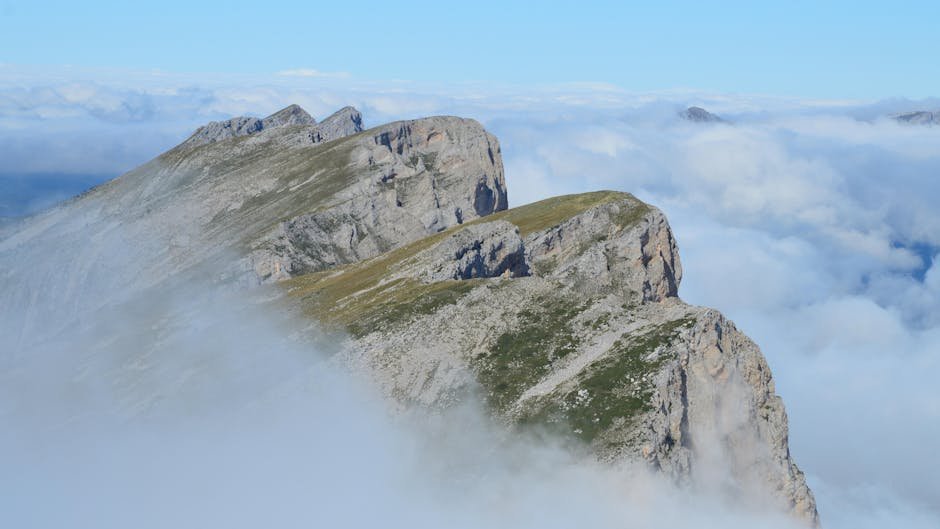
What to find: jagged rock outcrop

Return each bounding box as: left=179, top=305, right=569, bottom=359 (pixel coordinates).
left=312, top=106, right=364, bottom=143
left=0, top=105, right=817, bottom=526
left=248, top=116, right=506, bottom=281
left=262, top=103, right=317, bottom=127
left=893, top=110, right=939, bottom=125
left=523, top=197, right=681, bottom=301
left=680, top=106, right=725, bottom=123
left=182, top=103, right=362, bottom=148
left=183, top=115, right=265, bottom=147
left=406, top=220, right=529, bottom=282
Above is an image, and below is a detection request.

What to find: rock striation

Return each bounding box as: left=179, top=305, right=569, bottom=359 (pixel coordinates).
left=246, top=115, right=506, bottom=281
left=0, top=104, right=817, bottom=526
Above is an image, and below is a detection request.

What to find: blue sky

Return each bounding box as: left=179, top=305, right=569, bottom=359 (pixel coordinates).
left=2, top=0, right=939, bottom=99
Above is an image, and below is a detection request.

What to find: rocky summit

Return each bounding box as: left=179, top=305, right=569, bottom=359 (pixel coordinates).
left=181, top=103, right=363, bottom=148
left=0, top=104, right=817, bottom=525
left=679, top=106, right=725, bottom=123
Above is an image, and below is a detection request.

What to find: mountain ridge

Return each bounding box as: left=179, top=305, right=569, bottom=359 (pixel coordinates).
left=0, top=104, right=818, bottom=526
left=181, top=104, right=364, bottom=148
left=284, top=186, right=817, bottom=525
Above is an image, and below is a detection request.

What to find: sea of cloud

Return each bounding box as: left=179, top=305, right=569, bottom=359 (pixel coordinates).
left=0, top=235, right=800, bottom=529
left=489, top=110, right=940, bottom=529
left=1, top=66, right=938, bottom=527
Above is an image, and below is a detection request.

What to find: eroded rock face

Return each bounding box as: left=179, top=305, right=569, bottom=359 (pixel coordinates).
left=313, top=106, right=364, bottom=143
left=262, top=104, right=316, bottom=128
left=182, top=104, right=362, bottom=149
left=183, top=116, right=265, bottom=147
left=0, top=108, right=496, bottom=337
left=643, top=311, right=818, bottom=523
left=526, top=198, right=682, bottom=302
left=250, top=116, right=507, bottom=281
left=410, top=221, right=529, bottom=282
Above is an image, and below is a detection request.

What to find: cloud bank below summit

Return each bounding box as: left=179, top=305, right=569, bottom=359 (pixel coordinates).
left=2, top=69, right=939, bottom=527
left=493, top=111, right=940, bottom=529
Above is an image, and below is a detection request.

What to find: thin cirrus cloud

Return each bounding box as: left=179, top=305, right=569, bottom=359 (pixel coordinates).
left=276, top=68, right=352, bottom=79
left=1, top=71, right=939, bottom=528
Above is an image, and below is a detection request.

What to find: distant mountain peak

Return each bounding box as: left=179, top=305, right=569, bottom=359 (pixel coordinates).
left=893, top=110, right=939, bottom=125
left=680, top=106, right=725, bottom=123
left=309, top=106, right=364, bottom=143
left=182, top=104, right=363, bottom=148
left=262, top=104, right=316, bottom=128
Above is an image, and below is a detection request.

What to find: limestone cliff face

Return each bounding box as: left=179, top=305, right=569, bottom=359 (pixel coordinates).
left=247, top=116, right=507, bottom=281
left=286, top=191, right=818, bottom=526
left=1, top=105, right=816, bottom=525
left=643, top=311, right=817, bottom=521
left=0, top=107, right=504, bottom=341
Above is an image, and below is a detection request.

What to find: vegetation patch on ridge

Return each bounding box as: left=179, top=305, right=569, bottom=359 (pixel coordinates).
left=519, top=317, right=695, bottom=443
left=481, top=190, right=648, bottom=236
left=284, top=226, right=468, bottom=333
left=284, top=191, right=652, bottom=336
left=472, top=295, right=589, bottom=412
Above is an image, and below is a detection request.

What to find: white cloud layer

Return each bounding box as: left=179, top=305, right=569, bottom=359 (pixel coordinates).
left=1, top=67, right=939, bottom=527
left=490, top=112, right=940, bottom=528
left=276, top=68, right=351, bottom=79
left=0, top=231, right=802, bottom=529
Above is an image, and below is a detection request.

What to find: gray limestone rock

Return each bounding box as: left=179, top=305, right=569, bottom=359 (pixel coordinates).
left=312, top=106, right=364, bottom=143
left=248, top=115, right=506, bottom=281
left=409, top=220, right=529, bottom=282
left=525, top=197, right=681, bottom=302
left=262, top=104, right=316, bottom=128
left=183, top=116, right=265, bottom=147
left=182, top=104, right=361, bottom=149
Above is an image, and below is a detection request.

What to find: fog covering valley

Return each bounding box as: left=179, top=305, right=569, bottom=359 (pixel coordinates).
left=1, top=72, right=938, bottom=528
left=0, top=216, right=800, bottom=529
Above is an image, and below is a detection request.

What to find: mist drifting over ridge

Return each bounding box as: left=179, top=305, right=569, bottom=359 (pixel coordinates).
left=1, top=71, right=939, bottom=528
left=0, top=214, right=805, bottom=529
